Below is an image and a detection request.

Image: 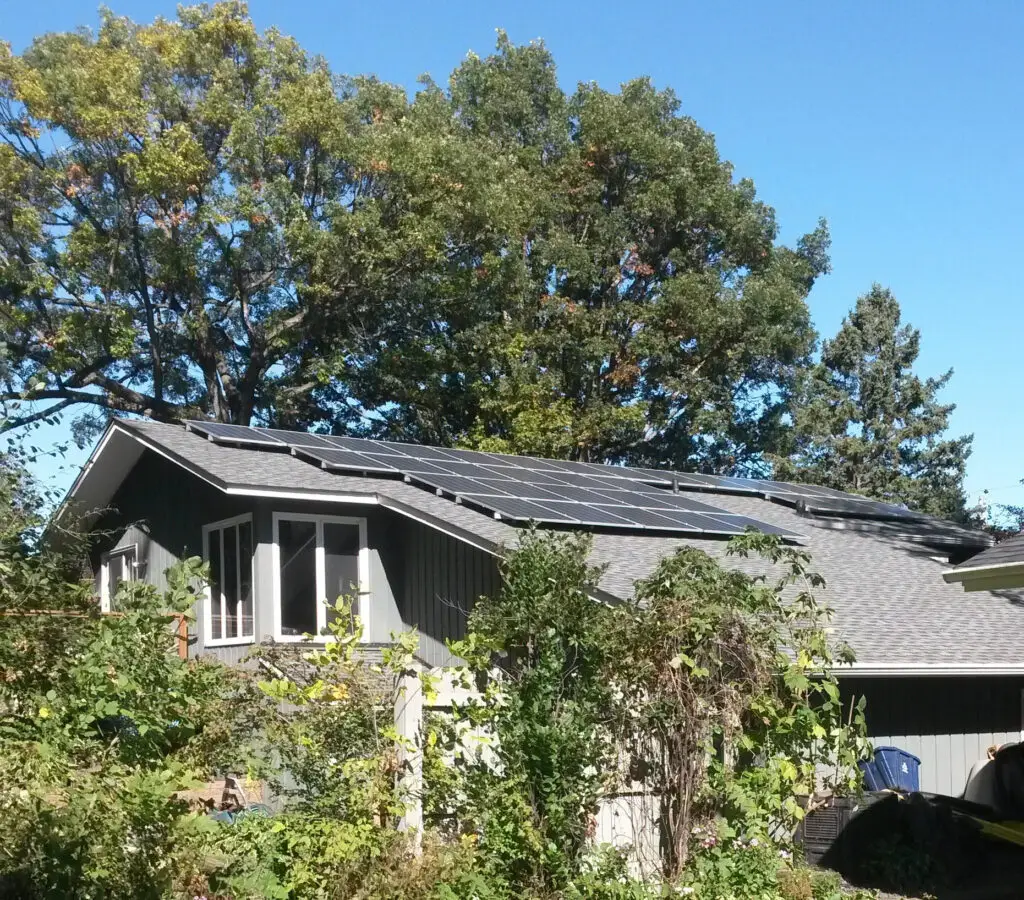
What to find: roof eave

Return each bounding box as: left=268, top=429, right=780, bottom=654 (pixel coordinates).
left=943, top=559, right=1024, bottom=591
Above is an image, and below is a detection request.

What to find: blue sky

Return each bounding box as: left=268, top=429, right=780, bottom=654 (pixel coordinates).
left=5, top=0, right=1022, bottom=513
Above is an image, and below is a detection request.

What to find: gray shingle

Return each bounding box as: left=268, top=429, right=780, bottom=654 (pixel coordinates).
left=115, top=422, right=1024, bottom=669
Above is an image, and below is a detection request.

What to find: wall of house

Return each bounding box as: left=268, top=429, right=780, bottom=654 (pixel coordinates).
left=397, top=518, right=502, bottom=668
left=92, top=449, right=502, bottom=667
left=842, top=676, right=1024, bottom=796
left=92, top=451, right=252, bottom=664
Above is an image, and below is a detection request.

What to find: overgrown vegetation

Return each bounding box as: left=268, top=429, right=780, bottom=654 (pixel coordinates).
left=0, top=451, right=875, bottom=898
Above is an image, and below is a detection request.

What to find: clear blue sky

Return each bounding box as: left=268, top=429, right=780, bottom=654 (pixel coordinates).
left=5, top=1, right=1022, bottom=512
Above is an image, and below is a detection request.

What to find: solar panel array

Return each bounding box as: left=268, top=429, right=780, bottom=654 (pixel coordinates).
left=184, top=421, right=799, bottom=538
left=628, top=470, right=925, bottom=522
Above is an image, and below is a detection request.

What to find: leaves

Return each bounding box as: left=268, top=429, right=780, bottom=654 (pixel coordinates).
left=775, top=284, right=972, bottom=519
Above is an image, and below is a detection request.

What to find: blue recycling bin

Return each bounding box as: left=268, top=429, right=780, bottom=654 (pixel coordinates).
left=860, top=746, right=921, bottom=792
left=859, top=755, right=888, bottom=791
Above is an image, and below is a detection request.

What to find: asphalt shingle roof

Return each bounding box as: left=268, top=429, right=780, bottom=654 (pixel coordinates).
left=109, top=421, right=1024, bottom=668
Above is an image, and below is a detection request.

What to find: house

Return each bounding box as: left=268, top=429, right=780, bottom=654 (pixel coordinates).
left=944, top=535, right=1024, bottom=592
left=58, top=418, right=1024, bottom=801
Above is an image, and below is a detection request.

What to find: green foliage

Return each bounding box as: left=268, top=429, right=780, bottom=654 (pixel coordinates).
left=775, top=284, right=972, bottom=519
left=608, top=532, right=868, bottom=877
left=2, top=5, right=827, bottom=475
left=0, top=544, right=239, bottom=897
left=442, top=529, right=868, bottom=894
left=447, top=530, right=614, bottom=894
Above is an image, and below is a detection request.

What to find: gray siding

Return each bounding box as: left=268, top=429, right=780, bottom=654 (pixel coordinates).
left=399, top=519, right=502, bottom=667
left=92, top=451, right=499, bottom=668
left=92, top=452, right=252, bottom=662
left=843, top=677, right=1024, bottom=796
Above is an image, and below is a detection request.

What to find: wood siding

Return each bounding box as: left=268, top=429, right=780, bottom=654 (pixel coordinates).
left=843, top=676, right=1024, bottom=796
left=91, top=450, right=500, bottom=667
left=399, top=519, right=502, bottom=668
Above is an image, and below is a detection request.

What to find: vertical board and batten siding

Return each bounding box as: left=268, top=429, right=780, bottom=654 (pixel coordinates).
left=95, top=449, right=500, bottom=667
left=94, top=451, right=253, bottom=662
left=400, top=519, right=502, bottom=668
left=843, top=677, right=1024, bottom=797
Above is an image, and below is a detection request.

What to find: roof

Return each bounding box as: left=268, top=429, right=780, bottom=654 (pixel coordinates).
left=59, top=419, right=1024, bottom=674
left=944, top=535, right=1024, bottom=592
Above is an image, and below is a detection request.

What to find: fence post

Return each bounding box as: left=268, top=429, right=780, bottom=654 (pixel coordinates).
left=176, top=614, right=188, bottom=660
left=395, top=665, right=424, bottom=852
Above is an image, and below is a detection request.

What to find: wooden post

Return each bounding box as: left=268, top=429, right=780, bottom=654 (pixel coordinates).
left=394, top=666, right=424, bottom=852
left=176, top=614, right=189, bottom=660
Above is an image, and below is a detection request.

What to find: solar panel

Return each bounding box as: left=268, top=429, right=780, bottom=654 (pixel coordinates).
left=540, top=485, right=615, bottom=505
left=479, top=496, right=582, bottom=524
left=259, top=428, right=337, bottom=449
left=702, top=514, right=799, bottom=537
left=186, top=421, right=286, bottom=447
left=291, top=447, right=399, bottom=474
left=375, top=442, right=457, bottom=461
left=408, top=473, right=518, bottom=497
left=597, top=506, right=704, bottom=531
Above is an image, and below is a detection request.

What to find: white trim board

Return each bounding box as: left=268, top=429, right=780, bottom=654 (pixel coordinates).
left=838, top=663, right=1024, bottom=677
left=224, top=486, right=377, bottom=504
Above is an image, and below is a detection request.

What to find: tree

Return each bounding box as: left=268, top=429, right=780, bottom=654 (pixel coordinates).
left=353, top=35, right=830, bottom=468
left=0, top=3, right=479, bottom=440
left=774, top=284, right=972, bottom=519
left=2, top=9, right=828, bottom=472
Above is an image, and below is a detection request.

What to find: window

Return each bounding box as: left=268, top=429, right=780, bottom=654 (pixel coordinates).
left=203, top=515, right=255, bottom=645
left=100, top=545, right=137, bottom=612
left=273, top=513, right=368, bottom=640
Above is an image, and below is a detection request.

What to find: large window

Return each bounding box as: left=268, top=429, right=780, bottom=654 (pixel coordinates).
left=273, top=513, right=367, bottom=640
left=100, top=545, right=137, bottom=612
left=203, top=515, right=255, bottom=645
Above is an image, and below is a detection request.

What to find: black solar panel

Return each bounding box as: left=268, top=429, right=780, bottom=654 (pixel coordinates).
left=260, top=428, right=336, bottom=449
left=598, top=507, right=703, bottom=531
left=479, top=496, right=582, bottom=523
left=408, top=473, right=514, bottom=497
left=292, top=446, right=399, bottom=473
left=186, top=421, right=286, bottom=446
left=541, top=485, right=614, bottom=504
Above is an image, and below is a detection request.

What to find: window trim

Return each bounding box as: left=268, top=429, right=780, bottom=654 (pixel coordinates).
left=202, top=513, right=256, bottom=648
left=271, top=512, right=370, bottom=643
left=99, top=543, right=138, bottom=613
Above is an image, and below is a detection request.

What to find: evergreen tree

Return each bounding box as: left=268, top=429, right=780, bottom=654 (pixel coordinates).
left=774, top=285, right=972, bottom=519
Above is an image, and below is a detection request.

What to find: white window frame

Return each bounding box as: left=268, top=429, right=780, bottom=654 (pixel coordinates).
left=202, top=513, right=256, bottom=647
left=100, top=544, right=138, bottom=613
left=271, top=512, right=370, bottom=643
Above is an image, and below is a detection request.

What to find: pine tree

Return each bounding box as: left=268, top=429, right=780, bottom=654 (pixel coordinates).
left=774, top=285, right=972, bottom=520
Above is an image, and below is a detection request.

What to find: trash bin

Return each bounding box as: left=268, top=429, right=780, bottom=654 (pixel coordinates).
left=859, top=755, right=888, bottom=792
left=861, top=746, right=921, bottom=792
